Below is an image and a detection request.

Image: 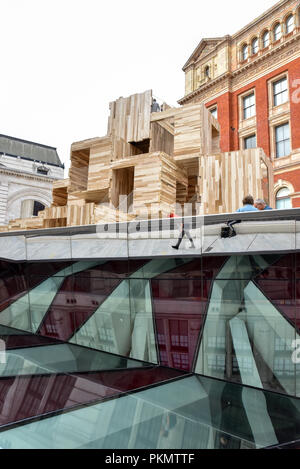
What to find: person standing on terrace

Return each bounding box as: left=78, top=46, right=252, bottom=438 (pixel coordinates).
left=151, top=98, right=161, bottom=113
left=254, top=199, right=273, bottom=211
left=236, top=195, right=259, bottom=213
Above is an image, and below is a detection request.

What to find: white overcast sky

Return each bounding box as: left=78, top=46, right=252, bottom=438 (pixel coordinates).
left=1, top=0, right=276, bottom=172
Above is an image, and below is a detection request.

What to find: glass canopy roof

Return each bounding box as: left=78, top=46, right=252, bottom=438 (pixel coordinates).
left=0, top=324, right=298, bottom=449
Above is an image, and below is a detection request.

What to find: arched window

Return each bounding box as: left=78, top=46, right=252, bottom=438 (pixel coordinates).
left=273, top=23, right=282, bottom=41
left=33, top=201, right=45, bottom=216
left=21, top=200, right=45, bottom=218
left=241, top=44, right=248, bottom=61
left=251, top=37, right=259, bottom=54
left=262, top=31, right=270, bottom=48
left=276, top=187, right=292, bottom=209
left=285, top=14, right=295, bottom=33
left=205, top=66, right=210, bottom=78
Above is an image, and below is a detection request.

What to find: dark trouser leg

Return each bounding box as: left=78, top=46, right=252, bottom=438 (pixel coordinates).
left=175, top=230, right=185, bottom=248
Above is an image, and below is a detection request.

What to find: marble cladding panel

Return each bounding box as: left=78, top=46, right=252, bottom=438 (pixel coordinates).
left=0, top=219, right=298, bottom=261
left=26, top=236, right=72, bottom=261
left=0, top=236, right=26, bottom=261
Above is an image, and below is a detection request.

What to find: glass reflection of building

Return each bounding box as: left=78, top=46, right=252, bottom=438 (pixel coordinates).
left=0, top=252, right=299, bottom=449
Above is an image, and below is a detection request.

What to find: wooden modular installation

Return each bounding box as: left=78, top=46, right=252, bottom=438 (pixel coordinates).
left=0, top=90, right=274, bottom=232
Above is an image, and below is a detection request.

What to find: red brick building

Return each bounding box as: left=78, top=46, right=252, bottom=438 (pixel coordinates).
left=179, top=0, right=300, bottom=208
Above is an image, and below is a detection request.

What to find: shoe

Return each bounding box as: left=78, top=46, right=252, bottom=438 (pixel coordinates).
left=172, top=246, right=179, bottom=250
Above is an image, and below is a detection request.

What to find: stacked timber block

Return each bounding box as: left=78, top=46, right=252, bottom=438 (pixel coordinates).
left=94, top=204, right=136, bottom=224
left=173, top=103, right=220, bottom=164
left=1, top=216, right=44, bottom=231
left=52, top=179, right=69, bottom=207
left=107, top=91, right=152, bottom=143
left=0, top=89, right=274, bottom=232
left=87, top=138, right=113, bottom=192
left=67, top=203, right=95, bottom=227
left=199, top=149, right=274, bottom=214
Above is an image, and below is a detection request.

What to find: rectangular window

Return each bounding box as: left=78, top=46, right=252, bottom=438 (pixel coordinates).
left=275, top=123, right=291, bottom=158
left=244, top=134, right=257, bottom=149
left=243, top=93, right=255, bottom=119
left=37, top=168, right=49, bottom=175
left=273, top=77, right=288, bottom=106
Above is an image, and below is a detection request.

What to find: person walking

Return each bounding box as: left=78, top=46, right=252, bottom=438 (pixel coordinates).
left=171, top=213, right=195, bottom=250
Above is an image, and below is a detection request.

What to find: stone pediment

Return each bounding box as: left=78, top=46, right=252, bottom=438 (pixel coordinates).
left=198, top=43, right=218, bottom=58
left=183, top=38, right=225, bottom=70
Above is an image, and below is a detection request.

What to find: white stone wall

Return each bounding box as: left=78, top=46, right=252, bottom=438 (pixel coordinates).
left=0, top=181, right=8, bottom=225
left=0, top=154, right=64, bottom=179
left=0, top=155, right=64, bottom=225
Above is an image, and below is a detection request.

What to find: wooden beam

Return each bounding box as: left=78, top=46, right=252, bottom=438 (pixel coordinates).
left=156, top=120, right=175, bottom=136
left=150, top=107, right=178, bottom=122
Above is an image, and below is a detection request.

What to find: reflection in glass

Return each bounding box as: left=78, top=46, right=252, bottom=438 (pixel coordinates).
left=70, top=279, right=157, bottom=363
left=70, top=259, right=192, bottom=363
left=195, top=255, right=300, bottom=397
left=152, top=278, right=204, bottom=371
left=0, top=375, right=299, bottom=449
left=0, top=262, right=102, bottom=333
left=38, top=276, right=121, bottom=341
left=0, top=342, right=149, bottom=378
left=0, top=367, right=182, bottom=429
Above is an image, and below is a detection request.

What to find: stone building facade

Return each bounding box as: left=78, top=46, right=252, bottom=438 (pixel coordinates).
left=0, top=135, right=64, bottom=225
left=179, top=0, right=300, bottom=209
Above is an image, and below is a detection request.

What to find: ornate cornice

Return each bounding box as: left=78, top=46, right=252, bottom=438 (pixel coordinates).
left=0, top=167, right=56, bottom=183
left=178, top=72, right=231, bottom=105
left=179, top=31, right=300, bottom=105
left=232, top=32, right=300, bottom=78
left=232, top=0, right=291, bottom=40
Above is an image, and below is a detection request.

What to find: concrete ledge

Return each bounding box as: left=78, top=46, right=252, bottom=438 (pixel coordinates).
left=0, top=209, right=299, bottom=261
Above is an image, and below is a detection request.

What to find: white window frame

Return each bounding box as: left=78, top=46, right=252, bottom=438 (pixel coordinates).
left=241, top=44, right=248, bottom=61
left=262, top=31, right=270, bottom=48
left=276, top=187, right=292, bottom=209
left=285, top=14, right=295, bottom=34
left=243, top=92, right=256, bottom=120
left=273, top=76, right=289, bottom=107
left=275, top=122, right=291, bottom=158
left=244, top=134, right=257, bottom=150
left=273, top=23, right=282, bottom=41
left=251, top=37, right=259, bottom=55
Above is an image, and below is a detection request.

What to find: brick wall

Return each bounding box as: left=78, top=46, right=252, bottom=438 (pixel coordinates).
left=274, top=170, right=300, bottom=207
left=205, top=56, right=300, bottom=156
left=205, top=56, right=300, bottom=207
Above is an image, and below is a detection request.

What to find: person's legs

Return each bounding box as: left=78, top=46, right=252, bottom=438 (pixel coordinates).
left=185, top=229, right=195, bottom=248
left=172, top=229, right=195, bottom=249
left=172, top=230, right=185, bottom=250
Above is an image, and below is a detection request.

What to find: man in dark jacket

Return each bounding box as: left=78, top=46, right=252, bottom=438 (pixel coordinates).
left=151, top=98, right=161, bottom=113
